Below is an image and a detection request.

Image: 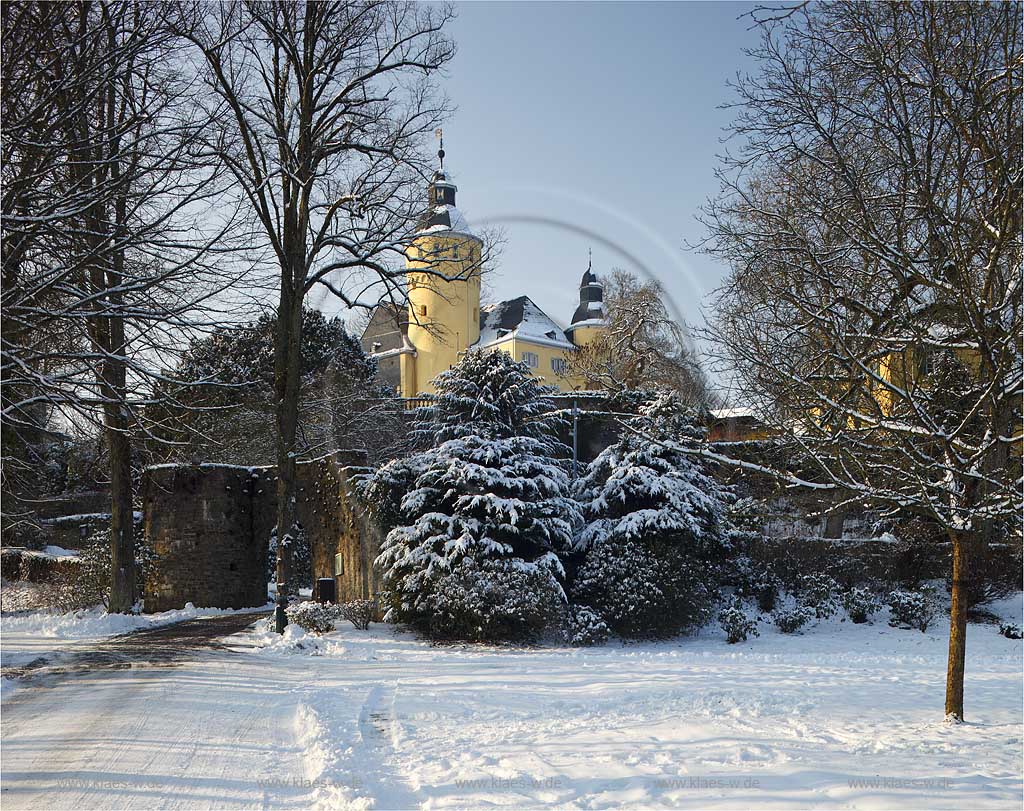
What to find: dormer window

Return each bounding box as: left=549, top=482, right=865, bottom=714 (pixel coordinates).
left=545, top=329, right=557, bottom=340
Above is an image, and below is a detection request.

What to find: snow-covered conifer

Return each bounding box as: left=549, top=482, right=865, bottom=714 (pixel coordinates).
left=377, top=350, right=580, bottom=641
left=412, top=349, right=564, bottom=451
left=571, top=391, right=728, bottom=638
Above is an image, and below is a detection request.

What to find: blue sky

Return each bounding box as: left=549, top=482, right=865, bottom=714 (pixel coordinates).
left=436, top=1, right=761, bottom=333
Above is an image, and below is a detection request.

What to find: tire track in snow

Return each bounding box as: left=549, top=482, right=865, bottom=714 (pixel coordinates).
left=355, top=682, right=422, bottom=810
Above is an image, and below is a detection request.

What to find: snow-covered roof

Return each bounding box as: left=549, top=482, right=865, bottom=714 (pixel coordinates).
left=418, top=204, right=474, bottom=237
left=567, top=317, right=607, bottom=329
left=476, top=296, right=576, bottom=351
left=368, top=344, right=416, bottom=360
left=711, top=407, right=759, bottom=420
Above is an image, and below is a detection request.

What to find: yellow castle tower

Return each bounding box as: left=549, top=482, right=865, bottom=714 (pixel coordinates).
left=400, top=146, right=483, bottom=397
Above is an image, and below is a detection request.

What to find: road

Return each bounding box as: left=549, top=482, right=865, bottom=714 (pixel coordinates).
left=1, top=612, right=319, bottom=811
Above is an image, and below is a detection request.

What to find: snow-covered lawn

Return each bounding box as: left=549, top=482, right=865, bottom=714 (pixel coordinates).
left=2, top=596, right=1020, bottom=810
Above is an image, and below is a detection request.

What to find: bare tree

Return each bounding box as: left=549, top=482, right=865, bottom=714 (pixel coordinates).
left=2, top=1, right=245, bottom=611
left=700, top=2, right=1022, bottom=720
left=177, top=1, right=457, bottom=630
left=567, top=269, right=715, bottom=407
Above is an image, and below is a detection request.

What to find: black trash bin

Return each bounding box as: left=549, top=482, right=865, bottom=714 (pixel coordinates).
left=316, top=577, right=336, bottom=604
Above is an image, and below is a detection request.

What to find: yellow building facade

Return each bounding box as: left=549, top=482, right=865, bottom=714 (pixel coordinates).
left=363, top=167, right=606, bottom=398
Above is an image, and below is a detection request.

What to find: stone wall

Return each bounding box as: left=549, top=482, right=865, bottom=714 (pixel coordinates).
left=43, top=512, right=111, bottom=551
left=143, top=464, right=269, bottom=613
left=141, top=451, right=384, bottom=613
left=2, top=490, right=112, bottom=549
left=292, top=452, right=383, bottom=602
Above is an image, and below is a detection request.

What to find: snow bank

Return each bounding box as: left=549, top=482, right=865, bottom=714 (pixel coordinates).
left=1, top=601, right=271, bottom=640
left=247, top=616, right=347, bottom=657
left=41, top=545, right=79, bottom=558
left=1, top=601, right=273, bottom=673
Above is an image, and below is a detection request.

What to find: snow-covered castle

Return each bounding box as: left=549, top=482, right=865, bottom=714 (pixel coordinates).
left=360, top=151, right=607, bottom=397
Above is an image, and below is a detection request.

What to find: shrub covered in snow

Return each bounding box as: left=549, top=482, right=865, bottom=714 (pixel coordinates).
left=944, top=532, right=1024, bottom=612
left=285, top=601, right=337, bottom=635
left=573, top=538, right=717, bottom=639
left=796, top=573, right=841, bottom=619
left=563, top=605, right=610, bottom=647
left=718, top=598, right=759, bottom=644
left=887, top=588, right=937, bottom=632
left=843, top=586, right=882, bottom=624
left=570, top=392, right=728, bottom=639
left=731, top=556, right=782, bottom=613
left=416, top=557, right=567, bottom=641
left=772, top=605, right=814, bottom=634
left=377, top=351, right=580, bottom=642
left=48, top=522, right=152, bottom=612
left=751, top=566, right=782, bottom=613
left=998, top=622, right=1022, bottom=640
left=339, top=599, right=377, bottom=630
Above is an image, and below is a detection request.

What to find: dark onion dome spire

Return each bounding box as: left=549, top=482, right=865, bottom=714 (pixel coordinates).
left=569, top=251, right=606, bottom=326
left=417, top=130, right=473, bottom=235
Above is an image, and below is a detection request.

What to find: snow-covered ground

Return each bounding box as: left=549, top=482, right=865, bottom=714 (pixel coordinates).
left=1, top=597, right=1021, bottom=810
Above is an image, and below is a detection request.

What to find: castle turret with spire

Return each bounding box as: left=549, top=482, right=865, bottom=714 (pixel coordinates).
left=359, top=136, right=607, bottom=396
left=565, top=250, right=607, bottom=347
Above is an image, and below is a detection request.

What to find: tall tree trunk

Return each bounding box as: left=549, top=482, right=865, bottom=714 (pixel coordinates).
left=944, top=531, right=969, bottom=721
left=273, top=279, right=304, bottom=632
left=105, top=398, right=135, bottom=613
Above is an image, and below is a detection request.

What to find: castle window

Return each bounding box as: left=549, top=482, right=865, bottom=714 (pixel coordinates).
left=551, top=357, right=568, bottom=375
left=334, top=554, right=344, bottom=576
left=453, top=244, right=459, bottom=259
left=919, top=351, right=936, bottom=377
left=418, top=304, right=427, bottom=317
left=522, top=351, right=539, bottom=368
left=435, top=188, right=444, bottom=203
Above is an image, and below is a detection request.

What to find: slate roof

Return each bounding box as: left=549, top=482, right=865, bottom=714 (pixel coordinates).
left=477, top=296, right=575, bottom=350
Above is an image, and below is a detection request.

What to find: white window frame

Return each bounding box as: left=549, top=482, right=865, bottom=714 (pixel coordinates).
left=522, top=351, right=539, bottom=368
